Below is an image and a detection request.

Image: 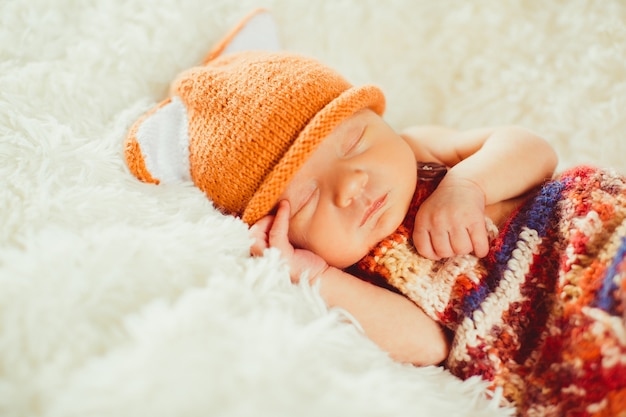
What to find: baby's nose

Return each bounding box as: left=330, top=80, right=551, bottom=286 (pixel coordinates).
left=334, top=169, right=368, bottom=208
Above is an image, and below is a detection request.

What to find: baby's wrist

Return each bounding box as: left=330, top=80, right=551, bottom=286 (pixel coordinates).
left=440, top=172, right=486, bottom=204
left=292, top=259, right=331, bottom=285
left=308, top=263, right=331, bottom=284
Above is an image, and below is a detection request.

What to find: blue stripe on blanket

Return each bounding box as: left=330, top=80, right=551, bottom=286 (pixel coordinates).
left=593, top=236, right=626, bottom=314
left=461, top=178, right=567, bottom=317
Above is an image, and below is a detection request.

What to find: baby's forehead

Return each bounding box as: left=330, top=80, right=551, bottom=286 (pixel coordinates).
left=326, top=108, right=380, bottom=138
left=306, top=109, right=376, bottom=153
left=281, top=108, right=388, bottom=183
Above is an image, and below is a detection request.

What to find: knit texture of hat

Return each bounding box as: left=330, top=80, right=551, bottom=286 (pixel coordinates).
left=124, top=51, right=386, bottom=225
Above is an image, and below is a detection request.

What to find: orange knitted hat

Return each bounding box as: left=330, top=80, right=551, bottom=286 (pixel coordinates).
left=124, top=13, right=385, bottom=225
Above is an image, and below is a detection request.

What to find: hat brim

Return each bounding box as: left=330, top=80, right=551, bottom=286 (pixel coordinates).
left=241, top=84, right=386, bottom=225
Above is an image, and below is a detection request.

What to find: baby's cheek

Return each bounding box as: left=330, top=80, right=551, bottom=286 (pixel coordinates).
left=285, top=217, right=308, bottom=248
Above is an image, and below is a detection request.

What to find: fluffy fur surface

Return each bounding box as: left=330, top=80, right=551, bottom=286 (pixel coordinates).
left=2, top=1, right=625, bottom=416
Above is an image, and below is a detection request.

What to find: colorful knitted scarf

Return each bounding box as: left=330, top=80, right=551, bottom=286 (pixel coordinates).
left=355, top=164, right=626, bottom=417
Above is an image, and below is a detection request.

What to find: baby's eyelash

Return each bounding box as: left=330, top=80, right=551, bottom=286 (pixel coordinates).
left=344, top=138, right=360, bottom=155
left=343, top=131, right=364, bottom=155
left=294, top=184, right=317, bottom=215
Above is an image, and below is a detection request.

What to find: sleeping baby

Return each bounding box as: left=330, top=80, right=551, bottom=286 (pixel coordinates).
left=124, top=9, right=626, bottom=416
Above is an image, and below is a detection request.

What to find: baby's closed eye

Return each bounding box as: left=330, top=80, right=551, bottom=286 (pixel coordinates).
left=339, top=124, right=367, bottom=157
left=291, top=182, right=318, bottom=216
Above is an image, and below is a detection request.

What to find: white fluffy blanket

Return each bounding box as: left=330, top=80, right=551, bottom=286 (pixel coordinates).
left=2, top=1, right=625, bottom=416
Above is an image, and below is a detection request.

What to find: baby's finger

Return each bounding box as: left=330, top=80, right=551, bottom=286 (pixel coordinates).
left=468, top=223, right=490, bottom=258
left=268, top=200, right=293, bottom=253
left=250, top=214, right=274, bottom=238
left=250, top=238, right=268, bottom=256
left=449, top=227, right=474, bottom=256
left=249, top=215, right=275, bottom=256
left=430, top=230, right=454, bottom=259
left=413, top=228, right=440, bottom=260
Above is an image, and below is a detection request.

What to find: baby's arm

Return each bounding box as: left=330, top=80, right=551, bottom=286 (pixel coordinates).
left=251, top=200, right=449, bottom=366
left=402, top=126, right=558, bottom=260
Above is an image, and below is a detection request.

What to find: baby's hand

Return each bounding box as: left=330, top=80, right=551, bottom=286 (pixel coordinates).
left=412, top=177, right=489, bottom=260
left=250, top=200, right=329, bottom=283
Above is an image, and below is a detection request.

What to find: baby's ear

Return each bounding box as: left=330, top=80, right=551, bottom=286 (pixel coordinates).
left=202, top=8, right=281, bottom=64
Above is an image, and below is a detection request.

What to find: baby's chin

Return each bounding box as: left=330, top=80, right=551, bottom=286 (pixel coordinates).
left=332, top=220, right=404, bottom=270
left=327, top=252, right=366, bottom=270
left=325, top=242, right=375, bottom=269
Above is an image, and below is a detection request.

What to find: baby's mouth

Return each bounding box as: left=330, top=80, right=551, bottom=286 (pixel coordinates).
left=360, top=194, right=387, bottom=227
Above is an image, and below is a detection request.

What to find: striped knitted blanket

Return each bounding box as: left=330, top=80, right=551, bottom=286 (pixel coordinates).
left=355, top=165, right=626, bottom=417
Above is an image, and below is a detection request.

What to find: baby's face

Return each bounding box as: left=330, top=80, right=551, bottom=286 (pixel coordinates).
left=278, top=109, right=418, bottom=268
